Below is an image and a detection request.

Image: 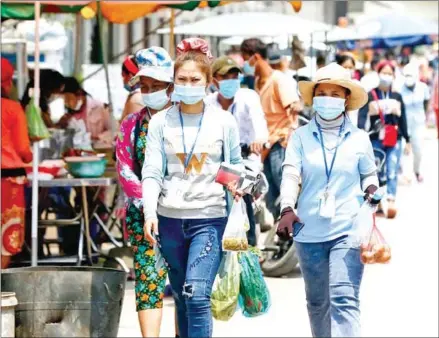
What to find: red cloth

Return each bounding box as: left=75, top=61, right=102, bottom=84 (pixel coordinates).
left=1, top=57, right=14, bottom=92
left=123, top=56, right=139, bottom=75
left=1, top=57, right=14, bottom=84
left=1, top=177, right=26, bottom=256
left=176, top=38, right=213, bottom=60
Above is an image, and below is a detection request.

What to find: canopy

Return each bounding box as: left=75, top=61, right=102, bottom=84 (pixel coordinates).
left=323, top=14, right=439, bottom=50
left=157, top=12, right=330, bottom=37
left=1, top=1, right=89, bottom=20
left=354, top=13, right=438, bottom=48
left=81, top=1, right=230, bottom=24
left=1, top=1, right=229, bottom=22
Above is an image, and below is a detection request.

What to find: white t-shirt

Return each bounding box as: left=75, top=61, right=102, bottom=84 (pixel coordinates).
left=205, top=88, right=269, bottom=146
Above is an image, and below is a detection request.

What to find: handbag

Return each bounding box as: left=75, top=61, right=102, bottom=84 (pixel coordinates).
left=371, top=90, right=398, bottom=148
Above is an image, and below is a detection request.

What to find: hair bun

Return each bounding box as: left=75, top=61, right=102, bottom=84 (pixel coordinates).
left=176, top=38, right=213, bottom=60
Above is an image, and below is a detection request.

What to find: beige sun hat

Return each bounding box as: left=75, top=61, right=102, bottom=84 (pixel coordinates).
left=298, top=62, right=368, bottom=111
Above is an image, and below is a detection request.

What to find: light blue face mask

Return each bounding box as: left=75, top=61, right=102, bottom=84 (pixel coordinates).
left=142, top=88, right=170, bottom=111
left=243, top=61, right=255, bottom=76
left=218, top=79, right=241, bottom=99
left=172, top=84, right=206, bottom=105
left=312, top=96, right=346, bottom=120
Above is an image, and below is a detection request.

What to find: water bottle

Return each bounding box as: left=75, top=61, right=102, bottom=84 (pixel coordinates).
left=352, top=188, right=384, bottom=246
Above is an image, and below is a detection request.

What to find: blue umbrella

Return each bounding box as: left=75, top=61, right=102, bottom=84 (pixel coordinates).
left=358, top=13, right=438, bottom=48
left=336, top=14, right=438, bottom=50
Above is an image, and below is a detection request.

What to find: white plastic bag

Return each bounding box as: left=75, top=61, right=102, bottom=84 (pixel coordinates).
left=222, top=200, right=249, bottom=252
left=211, top=252, right=241, bottom=321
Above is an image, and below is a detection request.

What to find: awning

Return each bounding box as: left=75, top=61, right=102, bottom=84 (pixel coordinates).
left=1, top=1, right=89, bottom=20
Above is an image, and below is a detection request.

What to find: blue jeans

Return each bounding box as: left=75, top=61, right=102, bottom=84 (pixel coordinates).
left=157, top=216, right=227, bottom=338
left=372, top=139, right=402, bottom=200
left=295, top=235, right=364, bottom=338
left=263, top=142, right=285, bottom=219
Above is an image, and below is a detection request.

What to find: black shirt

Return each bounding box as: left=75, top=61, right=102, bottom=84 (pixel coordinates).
left=358, top=88, right=410, bottom=143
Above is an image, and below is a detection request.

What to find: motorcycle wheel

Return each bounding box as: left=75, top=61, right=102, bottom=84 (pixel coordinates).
left=260, top=222, right=298, bottom=278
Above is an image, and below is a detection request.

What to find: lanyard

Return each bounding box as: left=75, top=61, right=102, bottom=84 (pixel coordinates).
left=379, top=90, right=390, bottom=100
left=230, top=103, right=236, bottom=115
left=316, top=118, right=345, bottom=189
left=178, top=106, right=204, bottom=171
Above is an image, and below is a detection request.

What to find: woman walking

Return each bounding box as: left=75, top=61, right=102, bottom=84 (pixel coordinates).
left=278, top=63, right=379, bottom=337
left=358, top=60, right=410, bottom=218
left=141, top=38, right=243, bottom=338
left=116, top=47, right=174, bottom=337
left=400, top=64, right=431, bottom=182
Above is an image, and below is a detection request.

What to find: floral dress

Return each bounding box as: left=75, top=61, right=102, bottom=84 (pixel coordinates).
left=116, top=109, right=167, bottom=311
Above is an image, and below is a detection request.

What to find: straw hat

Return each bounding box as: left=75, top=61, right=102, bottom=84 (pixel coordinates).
left=298, top=62, right=368, bottom=111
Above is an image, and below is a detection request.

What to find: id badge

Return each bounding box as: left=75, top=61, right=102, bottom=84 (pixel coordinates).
left=379, top=128, right=385, bottom=141
left=167, top=176, right=190, bottom=208
left=319, top=191, right=336, bottom=219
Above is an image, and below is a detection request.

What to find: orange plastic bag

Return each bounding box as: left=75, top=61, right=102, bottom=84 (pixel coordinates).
left=360, top=215, right=391, bottom=265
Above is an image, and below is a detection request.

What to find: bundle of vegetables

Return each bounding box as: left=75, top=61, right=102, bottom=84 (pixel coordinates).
left=237, top=247, right=271, bottom=317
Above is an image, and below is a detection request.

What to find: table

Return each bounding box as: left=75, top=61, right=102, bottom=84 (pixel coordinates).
left=32, top=177, right=129, bottom=272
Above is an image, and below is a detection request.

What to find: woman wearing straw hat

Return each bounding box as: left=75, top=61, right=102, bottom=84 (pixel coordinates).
left=278, top=63, right=380, bottom=337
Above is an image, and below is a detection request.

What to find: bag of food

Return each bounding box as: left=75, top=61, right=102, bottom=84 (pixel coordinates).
left=25, top=97, right=50, bottom=141
left=222, top=199, right=249, bottom=252
left=211, top=252, right=241, bottom=321
left=360, top=215, right=391, bottom=264
left=238, top=248, right=271, bottom=317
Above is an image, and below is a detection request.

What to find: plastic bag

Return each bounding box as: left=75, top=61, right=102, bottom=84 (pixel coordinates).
left=360, top=215, right=391, bottom=265
left=238, top=248, right=271, bottom=317
left=211, top=252, right=241, bottom=321
left=222, top=199, right=249, bottom=251
left=25, top=98, right=50, bottom=141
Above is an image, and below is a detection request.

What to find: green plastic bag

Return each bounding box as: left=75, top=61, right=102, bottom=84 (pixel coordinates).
left=211, top=252, right=241, bottom=321
left=238, top=247, right=271, bottom=317
left=25, top=98, right=50, bottom=141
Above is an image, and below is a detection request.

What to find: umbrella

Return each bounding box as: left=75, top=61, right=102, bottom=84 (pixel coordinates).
left=157, top=12, right=330, bottom=37
left=355, top=13, right=438, bottom=48
left=327, top=14, right=439, bottom=50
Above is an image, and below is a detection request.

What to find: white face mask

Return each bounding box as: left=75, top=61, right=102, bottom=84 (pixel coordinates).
left=142, top=88, right=170, bottom=111
left=405, top=76, right=416, bottom=87
left=73, top=99, right=83, bottom=111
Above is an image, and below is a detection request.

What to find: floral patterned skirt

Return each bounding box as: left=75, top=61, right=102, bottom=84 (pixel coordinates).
left=126, top=203, right=167, bottom=311
left=1, top=177, right=26, bottom=256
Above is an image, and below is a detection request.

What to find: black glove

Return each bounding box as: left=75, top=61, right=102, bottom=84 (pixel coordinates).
left=364, top=184, right=379, bottom=203
left=276, top=207, right=301, bottom=241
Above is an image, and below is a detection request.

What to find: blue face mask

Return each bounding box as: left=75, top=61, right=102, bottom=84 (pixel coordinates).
left=218, top=79, right=240, bottom=99
left=172, top=84, right=206, bottom=105
left=142, top=88, right=170, bottom=111
left=313, top=96, right=346, bottom=120
left=243, top=61, right=255, bottom=76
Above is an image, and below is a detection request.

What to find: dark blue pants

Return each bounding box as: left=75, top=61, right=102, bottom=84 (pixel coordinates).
left=263, top=142, right=286, bottom=220
left=157, top=216, right=226, bottom=338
